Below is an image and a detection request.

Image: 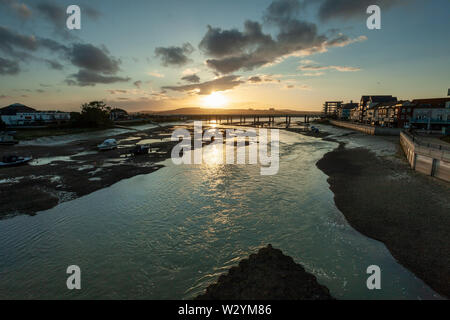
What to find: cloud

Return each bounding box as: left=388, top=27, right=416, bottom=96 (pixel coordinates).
left=65, top=69, right=130, bottom=87
left=133, top=80, right=142, bottom=88
left=33, top=2, right=100, bottom=37
left=163, top=75, right=244, bottom=95
left=108, top=89, right=128, bottom=94
left=315, top=0, right=407, bottom=21
left=70, top=43, right=120, bottom=75
left=247, top=75, right=279, bottom=83
left=0, top=57, right=20, bottom=75
left=43, top=59, right=64, bottom=70
left=248, top=76, right=262, bottom=83
left=197, top=0, right=368, bottom=74
left=299, top=64, right=361, bottom=72
left=181, top=74, right=200, bottom=83
left=155, top=43, right=194, bottom=67
left=199, top=21, right=273, bottom=58
left=148, top=71, right=165, bottom=78
left=263, top=0, right=301, bottom=24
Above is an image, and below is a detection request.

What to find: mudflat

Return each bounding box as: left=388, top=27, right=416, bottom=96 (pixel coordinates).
left=316, top=141, right=450, bottom=298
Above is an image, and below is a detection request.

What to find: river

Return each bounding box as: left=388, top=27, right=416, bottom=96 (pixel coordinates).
left=0, top=125, right=442, bottom=299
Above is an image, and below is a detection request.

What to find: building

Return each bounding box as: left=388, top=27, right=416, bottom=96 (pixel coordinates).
left=358, top=95, right=398, bottom=123
left=323, top=101, right=342, bottom=118
left=0, top=103, right=71, bottom=126
left=110, top=108, right=129, bottom=121
left=409, top=98, right=450, bottom=130
left=337, top=101, right=358, bottom=120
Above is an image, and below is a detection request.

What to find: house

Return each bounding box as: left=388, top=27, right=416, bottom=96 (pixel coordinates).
left=409, top=98, right=450, bottom=130
left=110, top=108, right=129, bottom=121
left=0, top=103, right=71, bottom=126
left=358, top=95, right=398, bottom=123
left=337, top=101, right=358, bottom=120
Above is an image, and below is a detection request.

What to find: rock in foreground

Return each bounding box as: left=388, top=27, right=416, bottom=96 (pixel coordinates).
left=196, top=245, right=334, bottom=300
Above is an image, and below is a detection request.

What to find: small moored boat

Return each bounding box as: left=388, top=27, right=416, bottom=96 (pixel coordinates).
left=0, top=155, right=32, bottom=167
left=98, top=139, right=118, bottom=151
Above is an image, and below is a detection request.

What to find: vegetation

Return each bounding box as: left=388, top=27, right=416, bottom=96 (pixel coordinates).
left=0, top=118, right=6, bottom=130
left=70, top=101, right=113, bottom=128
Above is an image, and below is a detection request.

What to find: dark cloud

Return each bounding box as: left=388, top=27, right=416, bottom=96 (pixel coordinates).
left=43, top=59, right=64, bottom=70
left=248, top=76, right=262, bottom=83
left=163, top=75, right=243, bottom=95
left=34, top=2, right=100, bottom=38
left=0, top=25, right=38, bottom=54
left=70, top=43, right=120, bottom=75
left=133, top=80, right=142, bottom=88
left=198, top=0, right=366, bottom=74
left=263, top=0, right=301, bottom=24
left=181, top=74, right=200, bottom=83
left=315, top=0, right=406, bottom=21
left=35, top=1, right=66, bottom=28
left=199, top=21, right=273, bottom=58
left=0, top=57, right=20, bottom=75
left=155, top=43, right=194, bottom=67
left=0, top=26, right=129, bottom=84
left=65, top=69, right=130, bottom=87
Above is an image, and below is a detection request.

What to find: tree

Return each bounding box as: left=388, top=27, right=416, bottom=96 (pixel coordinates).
left=77, top=101, right=113, bottom=128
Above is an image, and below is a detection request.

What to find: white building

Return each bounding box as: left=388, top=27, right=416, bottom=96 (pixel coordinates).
left=0, top=103, right=70, bottom=126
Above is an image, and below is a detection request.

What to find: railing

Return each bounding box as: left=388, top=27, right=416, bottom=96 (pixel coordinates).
left=402, top=130, right=450, bottom=152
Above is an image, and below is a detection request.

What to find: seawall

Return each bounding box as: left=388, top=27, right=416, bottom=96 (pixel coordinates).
left=400, top=132, right=450, bottom=182
left=330, top=120, right=401, bottom=136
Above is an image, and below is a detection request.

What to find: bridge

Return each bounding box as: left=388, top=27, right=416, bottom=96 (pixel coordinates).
left=150, top=111, right=324, bottom=128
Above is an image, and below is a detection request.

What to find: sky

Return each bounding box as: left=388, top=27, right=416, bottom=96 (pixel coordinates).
left=0, top=0, right=449, bottom=112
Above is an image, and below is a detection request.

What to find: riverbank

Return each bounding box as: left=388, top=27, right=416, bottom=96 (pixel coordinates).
left=313, top=130, right=450, bottom=298
left=196, top=244, right=334, bottom=300
left=0, top=125, right=193, bottom=219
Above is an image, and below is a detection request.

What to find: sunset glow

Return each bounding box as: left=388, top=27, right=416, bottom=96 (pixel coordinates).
left=202, top=92, right=228, bottom=108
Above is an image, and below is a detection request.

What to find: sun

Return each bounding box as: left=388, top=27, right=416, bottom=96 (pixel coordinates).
left=202, top=92, right=228, bottom=108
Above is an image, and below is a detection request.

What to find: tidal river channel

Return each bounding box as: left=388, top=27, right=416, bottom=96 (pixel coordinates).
left=0, top=126, right=442, bottom=299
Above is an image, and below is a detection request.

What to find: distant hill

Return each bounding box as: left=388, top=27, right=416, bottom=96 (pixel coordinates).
left=140, top=107, right=320, bottom=115
left=0, top=103, right=36, bottom=115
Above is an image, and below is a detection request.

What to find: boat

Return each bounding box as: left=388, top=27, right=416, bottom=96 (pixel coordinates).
left=0, top=134, right=19, bottom=145
left=0, top=155, right=32, bottom=167
left=97, top=139, right=118, bottom=151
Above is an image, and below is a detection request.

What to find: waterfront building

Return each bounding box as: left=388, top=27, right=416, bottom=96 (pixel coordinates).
left=409, top=98, right=450, bottom=130
left=0, top=103, right=71, bottom=126
left=337, top=101, right=358, bottom=120
left=358, top=95, right=398, bottom=123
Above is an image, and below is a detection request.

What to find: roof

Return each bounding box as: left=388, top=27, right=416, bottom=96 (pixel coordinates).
left=361, top=96, right=397, bottom=103
left=341, top=103, right=358, bottom=109
left=0, top=103, right=36, bottom=115
left=411, top=98, right=450, bottom=107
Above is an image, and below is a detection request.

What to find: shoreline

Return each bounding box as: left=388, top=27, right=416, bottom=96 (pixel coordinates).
left=309, top=126, right=450, bottom=298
